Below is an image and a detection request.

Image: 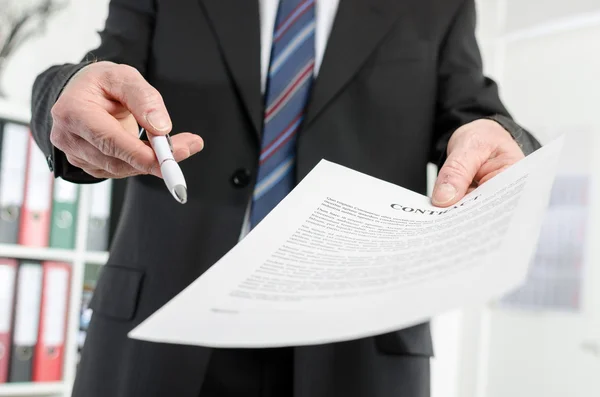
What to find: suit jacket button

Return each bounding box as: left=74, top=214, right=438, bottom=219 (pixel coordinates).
left=231, top=169, right=251, bottom=188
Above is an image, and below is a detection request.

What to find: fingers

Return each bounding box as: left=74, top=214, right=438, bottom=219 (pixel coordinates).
left=52, top=106, right=158, bottom=174
left=100, top=64, right=173, bottom=135
left=143, top=132, right=205, bottom=178
left=432, top=132, right=491, bottom=207
left=63, top=135, right=156, bottom=179
left=64, top=152, right=133, bottom=180
left=476, top=163, right=513, bottom=186
left=80, top=109, right=159, bottom=171
left=470, top=141, right=524, bottom=187
left=65, top=154, right=128, bottom=180
left=152, top=132, right=204, bottom=161
left=54, top=117, right=203, bottom=179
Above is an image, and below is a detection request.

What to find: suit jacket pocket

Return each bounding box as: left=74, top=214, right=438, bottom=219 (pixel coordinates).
left=89, top=265, right=145, bottom=321
left=374, top=322, right=434, bottom=357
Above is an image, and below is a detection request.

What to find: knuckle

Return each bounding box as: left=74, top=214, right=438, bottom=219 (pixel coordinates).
left=49, top=126, right=65, bottom=148
left=173, top=146, right=192, bottom=161
left=118, top=63, right=141, bottom=77
left=465, top=130, right=488, bottom=151
left=124, top=149, right=150, bottom=172
left=51, top=99, right=82, bottom=131
left=114, top=64, right=141, bottom=89
left=134, top=85, right=163, bottom=114
left=86, top=168, right=108, bottom=179
left=443, top=158, right=470, bottom=179
left=101, top=157, right=116, bottom=175
left=65, top=154, right=85, bottom=169
left=101, top=63, right=138, bottom=93
left=104, top=158, right=126, bottom=177
left=101, top=65, right=124, bottom=92
left=139, top=86, right=162, bottom=106
left=113, top=65, right=162, bottom=111
left=51, top=129, right=79, bottom=155
left=449, top=122, right=494, bottom=153
left=95, top=133, right=116, bottom=157
left=50, top=100, right=70, bottom=121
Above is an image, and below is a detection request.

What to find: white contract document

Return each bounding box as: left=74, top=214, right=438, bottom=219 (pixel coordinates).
left=130, top=136, right=564, bottom=348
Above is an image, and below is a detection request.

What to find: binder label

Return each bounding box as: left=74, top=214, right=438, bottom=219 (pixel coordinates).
left=25, top=140, right=53, bottom=212
left=0, top=265, right=16, bottom=332
left=13, top=264, right=43, bottom=345
left=0, top=123, right=28, bottom=206
left=90, top=180, right=113, bottom=218
left=43, top=267, right=69, bottom=345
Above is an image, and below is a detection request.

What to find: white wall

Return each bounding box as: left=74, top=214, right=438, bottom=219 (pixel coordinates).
left=456, top=1, right=600, bottom=396
left=0, top=0, right=109, bottom=109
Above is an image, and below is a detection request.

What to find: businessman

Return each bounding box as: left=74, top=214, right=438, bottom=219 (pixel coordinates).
left=31, top=0, right=540, bottom=396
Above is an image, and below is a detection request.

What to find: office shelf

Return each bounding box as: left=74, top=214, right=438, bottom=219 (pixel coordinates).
left=0, top=383, right=64, bottom=396
left=0, top=245, right=109, bottom=266
left=0, top=245, right=77, bottom=263
left=0, top=136, right=113, bottom=397
left=84, top=251, right=109, bottom=265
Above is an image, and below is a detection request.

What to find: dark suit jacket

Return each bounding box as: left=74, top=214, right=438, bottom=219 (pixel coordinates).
left=31, top=0, right=540, bottom=396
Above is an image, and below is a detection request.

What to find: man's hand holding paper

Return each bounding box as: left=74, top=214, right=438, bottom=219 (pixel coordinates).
left=129, top=135, right=563, bottom=349
left=433, top=119, right=527, bottom=207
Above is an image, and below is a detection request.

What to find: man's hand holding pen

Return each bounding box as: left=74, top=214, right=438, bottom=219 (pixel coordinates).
left=49, top=61, right=204, bottom=180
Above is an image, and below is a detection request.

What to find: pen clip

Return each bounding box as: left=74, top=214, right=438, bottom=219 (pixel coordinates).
left=165, top=133, right=173, bottom=153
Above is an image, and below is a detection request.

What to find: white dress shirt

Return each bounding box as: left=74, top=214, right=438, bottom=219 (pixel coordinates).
left=240, top=0, right=340, bottom=239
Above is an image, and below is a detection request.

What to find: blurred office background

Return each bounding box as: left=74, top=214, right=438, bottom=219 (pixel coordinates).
left=0, top=0, right=598, bottom=396
left=430, top=1, right=600, bottom=397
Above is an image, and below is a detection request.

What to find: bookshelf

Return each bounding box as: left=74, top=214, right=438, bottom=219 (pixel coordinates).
left=0, top=383, right=64, bottom=397
left=0, top=98, right=109, bottom=397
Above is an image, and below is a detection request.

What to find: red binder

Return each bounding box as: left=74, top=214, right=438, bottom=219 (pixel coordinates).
left=32, top=261, right=71, bottom=382
left=0, top=259, right=17, bottom=383
left=18, top=134, right=53, bottom=247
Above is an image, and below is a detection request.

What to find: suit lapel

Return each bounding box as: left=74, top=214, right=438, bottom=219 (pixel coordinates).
left=198, top=0, right=404, bottom=137
left=304, top=0, right=405, bottom=127
left=199, top=0, right=263, bottom=138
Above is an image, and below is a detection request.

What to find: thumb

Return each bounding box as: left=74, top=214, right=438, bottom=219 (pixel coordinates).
left=432, top=148, right=487, bottom=207
left=101, top=64, right=172, bottom=136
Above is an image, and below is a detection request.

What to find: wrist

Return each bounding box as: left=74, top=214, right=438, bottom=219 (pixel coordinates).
left=482, top=114, right=523, bottom=143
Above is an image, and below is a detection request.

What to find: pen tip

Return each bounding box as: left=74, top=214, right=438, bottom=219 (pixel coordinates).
left=174, top=185, right=187, bottom=204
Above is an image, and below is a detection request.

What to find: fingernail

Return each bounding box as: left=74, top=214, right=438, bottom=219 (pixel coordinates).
left=189, top=138, right=204, bottom=153
left=433, top=183, right=457, bottom=205
left=145, top=111, right=171, bottom=132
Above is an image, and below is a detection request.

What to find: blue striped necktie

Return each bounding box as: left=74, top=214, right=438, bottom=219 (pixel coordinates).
left=249, top=0, right=316, bottom=228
